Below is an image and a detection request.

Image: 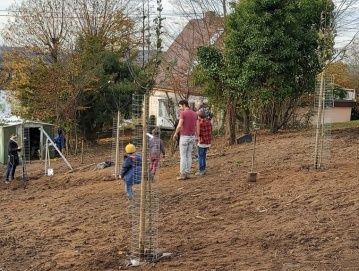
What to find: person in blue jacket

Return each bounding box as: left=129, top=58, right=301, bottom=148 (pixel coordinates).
left=120, top=143, right=142, bottom=199
left=54, top=128, right=65, bottom=156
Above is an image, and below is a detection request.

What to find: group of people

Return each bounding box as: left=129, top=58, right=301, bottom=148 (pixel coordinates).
left=120, top=99, right=212, bottom=199
left=173, top=99, right=212, bottom=180
left=3, top=101, right=212, bottom=199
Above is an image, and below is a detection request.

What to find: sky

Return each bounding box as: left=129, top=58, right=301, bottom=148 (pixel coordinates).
left=0, top=0, right=358, bottom=49
left=0, top=0, right=15, bottom=31
left=0, top=0, right=186, bottom=47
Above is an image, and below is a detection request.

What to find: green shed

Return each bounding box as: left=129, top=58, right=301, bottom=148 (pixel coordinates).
left=0, top=120, right=55, bottom=164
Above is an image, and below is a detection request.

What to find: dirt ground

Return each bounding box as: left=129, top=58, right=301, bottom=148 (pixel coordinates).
left=1, top=127, right=358, bottom=271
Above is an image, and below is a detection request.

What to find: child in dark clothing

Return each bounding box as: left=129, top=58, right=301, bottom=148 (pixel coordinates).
left=120, top=143, right=142, bottom=199
left=148, top=127, right=165, bottom=177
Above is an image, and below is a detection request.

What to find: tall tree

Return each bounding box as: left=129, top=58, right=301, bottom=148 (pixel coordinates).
left=224, top=0, right=335, bottom=132
left=71, top=0, right=139, bottom=50
left=0, top=0, right=144, bottom=139
left=346, top=39, right=359, bottom=90
left=2, top=0, right=73, bottom=62
left=1, top=0, right=75, bottom=125
left=326, top=61, right=355, bottom=88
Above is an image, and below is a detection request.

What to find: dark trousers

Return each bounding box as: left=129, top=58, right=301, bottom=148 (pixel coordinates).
left=5, top=161, right=17, bottom=181
left=198, top=147, right=208, bottom=172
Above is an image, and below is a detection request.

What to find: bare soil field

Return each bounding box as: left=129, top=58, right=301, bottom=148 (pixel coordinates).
left=1, top=127, right=358, bottom=271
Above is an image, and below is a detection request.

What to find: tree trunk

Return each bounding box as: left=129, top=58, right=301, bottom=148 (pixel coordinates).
left=225, top=97, right=236, bottom=145
left=243, top=108, right=250, bottom=134
left=221, top=109, right=226, bottom=132
left=270, top=99, right=278, bottom=133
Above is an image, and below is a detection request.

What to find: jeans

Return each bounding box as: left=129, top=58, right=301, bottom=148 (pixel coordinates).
left=179, top=135, right=195, bottom=175
left=5, top=161, right=17, bottom=181
left=198, top=147, right=208, bottom=172
left=124, top=181, right=133, bottom=199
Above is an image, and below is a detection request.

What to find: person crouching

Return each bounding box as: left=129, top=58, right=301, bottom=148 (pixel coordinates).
left=120, top=143, right=142, bottom=200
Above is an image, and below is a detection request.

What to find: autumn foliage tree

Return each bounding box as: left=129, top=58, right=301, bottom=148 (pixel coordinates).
left=0, top=0, right=150, bottom=139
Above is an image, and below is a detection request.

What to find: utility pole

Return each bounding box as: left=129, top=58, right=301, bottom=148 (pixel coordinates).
left=114, top=110, right=121, bottom=178
left=222, top=0, right=227, bottom=17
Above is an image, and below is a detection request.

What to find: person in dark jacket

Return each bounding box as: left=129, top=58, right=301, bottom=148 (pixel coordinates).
left=5, top=134, right=22, bottom=184
left=120, top=143, right=142, bottom=199
left=54, top=128, right=65, bottom=156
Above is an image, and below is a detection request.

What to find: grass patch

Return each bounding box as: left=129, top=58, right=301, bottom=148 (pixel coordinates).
left=331, top=120, right=359, bottom=129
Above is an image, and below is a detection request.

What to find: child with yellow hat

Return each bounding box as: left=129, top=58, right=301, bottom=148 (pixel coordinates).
left=120, top=143, right=142, bottom=199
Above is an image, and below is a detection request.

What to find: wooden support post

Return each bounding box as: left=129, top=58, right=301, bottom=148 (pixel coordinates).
left=251, top=130, right=257, bottom=172
left=115, top=111, right=121, bottom=178
left=314, top=72, right=325, bottom=169
left=40, top=127, right=44, bottom=160
left=45, top=139, right=49, bottom=175
left=319, top=79, right=326, bottom=167
left=139, top=93, right=149, bottom=256
left=81, top=139, right=84, bottom=164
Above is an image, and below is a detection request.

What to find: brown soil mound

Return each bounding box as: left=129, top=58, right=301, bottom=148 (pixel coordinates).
left=1, top=128, right=358, bottom=271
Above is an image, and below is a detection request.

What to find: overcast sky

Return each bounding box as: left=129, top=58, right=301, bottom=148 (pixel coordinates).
left=0, top=0, right=16, bottom=31
left=0, top=0, right=358, bottom=49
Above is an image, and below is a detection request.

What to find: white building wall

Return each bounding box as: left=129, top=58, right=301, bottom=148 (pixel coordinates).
left=321, top=107, right=352, bottom=123
left=296, top=107, right=352, bottom=124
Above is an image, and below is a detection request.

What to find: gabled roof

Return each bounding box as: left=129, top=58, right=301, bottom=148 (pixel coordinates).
left=155, top=11, right=223, bottom=94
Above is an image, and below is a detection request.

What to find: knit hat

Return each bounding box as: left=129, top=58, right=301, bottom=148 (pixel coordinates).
left=125, top=143, right=136, bottom=154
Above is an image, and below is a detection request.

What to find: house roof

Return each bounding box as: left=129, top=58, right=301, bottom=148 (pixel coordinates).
left=333, top=100, right=357, bottom=107
left=152, top=87, right=203, bottom=97
left=0, top=119, right=55, bottom=128
left=155, top=11, right=223, bottom=95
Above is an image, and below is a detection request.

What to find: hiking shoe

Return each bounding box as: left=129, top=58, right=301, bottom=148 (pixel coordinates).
left=149, top=173, right=155, bottom=182
left=176, top=174, right=188, bottom=181
left=195, top=171, right=205, bottom=176
left=4, top=180, right=10, bottom=184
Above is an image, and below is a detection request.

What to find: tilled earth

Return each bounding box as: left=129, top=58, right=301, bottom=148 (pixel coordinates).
left=1, top=127, right=358, bottom=271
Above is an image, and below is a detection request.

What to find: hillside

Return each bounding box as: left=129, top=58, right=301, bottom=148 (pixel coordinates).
left=1, top=126, right=358, bottom=271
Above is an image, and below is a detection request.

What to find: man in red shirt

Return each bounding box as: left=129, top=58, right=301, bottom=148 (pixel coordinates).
left=173, top=100, right=197, bottom=180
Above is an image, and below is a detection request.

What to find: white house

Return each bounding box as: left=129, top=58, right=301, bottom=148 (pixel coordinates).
left=296, top=88, right=357, bottom=125
left=150, top=12, right=223, bottom=130
left=149, top=88, right=205, bottom=129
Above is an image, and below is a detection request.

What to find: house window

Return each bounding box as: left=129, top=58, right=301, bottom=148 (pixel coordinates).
left=209, top=28, right=224, bottom=45
left=158, top=99, right=169, bottom=118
